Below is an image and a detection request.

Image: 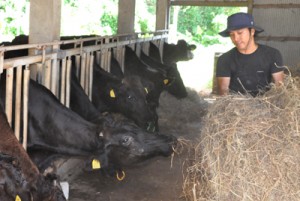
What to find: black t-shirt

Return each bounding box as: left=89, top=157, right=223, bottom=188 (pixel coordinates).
left=216, top=44, right=283, bottom=96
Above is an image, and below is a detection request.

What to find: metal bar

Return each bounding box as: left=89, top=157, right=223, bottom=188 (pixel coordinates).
left=65, top=58, right=72, bottom=108
left=22, top=67, right=30, bottom=150
left=14, top=65, right=22, bottom=140
left=51, top=57, right=58, bottom=96
left=3, top=53, right=57, bottom=70
left=80, top=53, right=86, bottom=90
left=44, top=60, right=51, bottom=90
left=5, top=68, right=14, bottom=127
left=85, top=53, right=90, bottom=95
left=75, top=55, right=81, bottom=78
left=253, top=4, right=300, bottom=9
left=257, top=36, right=300, bottom=42
left=60, top=59, right=66, bottom=105
left=89, top=55, right=94, bottom=101
left=0, top=31, right=168, bottom=52
left=170, top=0, right=248, bottom=7
left=0, top=50, right=3, bottom=74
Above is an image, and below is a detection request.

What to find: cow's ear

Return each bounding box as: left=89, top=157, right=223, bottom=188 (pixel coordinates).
left=109, top=89, right=117, bottom=98
left=189, top=44, right=196, bottom=51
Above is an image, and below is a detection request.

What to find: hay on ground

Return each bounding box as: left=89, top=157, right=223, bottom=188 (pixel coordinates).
left=183, top=75, right=300, bottom=201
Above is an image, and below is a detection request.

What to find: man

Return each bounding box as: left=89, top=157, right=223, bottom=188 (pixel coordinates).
left=216, top=12, right=284, bottom=96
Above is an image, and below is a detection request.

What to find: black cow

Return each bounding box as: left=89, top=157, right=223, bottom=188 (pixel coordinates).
left=124, top=46, right=174, bottom=110
left=70, top=70, right=177, bottom=172
left=0, top=101, right=66, bottom=201
left=92, top=63, right=158, bottom=132
left=140, top=50, right=187, bottom=98
left=147, top=40, right=196, bottom=99
left=0, top=73, right=175, bottom=176
left=149, top=39, right=196, bottom=65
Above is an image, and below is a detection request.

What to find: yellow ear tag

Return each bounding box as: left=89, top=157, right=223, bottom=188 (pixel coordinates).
left=15, top=195, right=21, bottom=201
left=92, top=159, right=101, bottom=169
left=144, top=87, right=148, bottom=94
left=110, top=89, right=116, bottom=98
left=116, top=170, right=126, bottom=181
left=163, top=79, right=169, bottom=85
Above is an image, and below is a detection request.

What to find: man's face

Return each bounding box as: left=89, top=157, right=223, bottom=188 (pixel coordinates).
left=229, top=28, right=255, bottom=53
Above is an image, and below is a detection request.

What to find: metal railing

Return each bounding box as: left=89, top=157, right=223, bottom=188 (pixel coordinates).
left=0, top=30, right=168, bottom=150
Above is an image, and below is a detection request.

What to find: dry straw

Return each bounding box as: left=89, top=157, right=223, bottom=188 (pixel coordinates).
left=183, top=75, right=300, bottom=201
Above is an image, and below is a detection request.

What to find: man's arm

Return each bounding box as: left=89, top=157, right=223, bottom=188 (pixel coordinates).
left=217, top=77, right=230, bottom=95
left=272, top=71, right=284, bottom=86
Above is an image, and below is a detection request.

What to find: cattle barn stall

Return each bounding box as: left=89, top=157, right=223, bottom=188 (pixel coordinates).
left=1, top=0, right=299, bottom=147
left=0, top=0, right=300, bottom=199
left=0, top=31, right=168, bottom=149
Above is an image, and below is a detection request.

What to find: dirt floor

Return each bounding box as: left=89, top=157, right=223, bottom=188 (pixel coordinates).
left=63, top=89, right=208, bottom=201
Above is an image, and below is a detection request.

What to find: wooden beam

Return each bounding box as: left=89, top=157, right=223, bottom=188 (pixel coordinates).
left=170, top=1, right=248, bottom=7
left=257, top=36, right=300, bottom=42
left=253, top=4, right=300, bottom=9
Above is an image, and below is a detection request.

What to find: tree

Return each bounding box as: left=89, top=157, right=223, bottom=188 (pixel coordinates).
left=0, top=0, right=29, bottom=41
left=177, top=6, right=241, bottom=46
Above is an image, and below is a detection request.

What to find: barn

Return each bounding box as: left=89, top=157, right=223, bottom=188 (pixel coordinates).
left=0, top=0, right=300, bottom=200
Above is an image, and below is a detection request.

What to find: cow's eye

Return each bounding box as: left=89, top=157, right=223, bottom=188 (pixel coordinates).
left=121, top=136, right=131, bottom=146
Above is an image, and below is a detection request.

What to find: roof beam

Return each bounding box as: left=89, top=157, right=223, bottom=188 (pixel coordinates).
left=170, top=1, right=248, bottom=7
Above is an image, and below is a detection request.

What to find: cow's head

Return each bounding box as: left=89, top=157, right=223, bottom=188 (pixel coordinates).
left=163, top=40, right=197, bottom=64
left=0, top=154, right=66, bottom=201
left=86, top=117, right=177, bottom=176
left=93, top=67, right=158, bottom=132
left=177, top=40, right=196, bottom=61
left=32, top=173, right=66, bottom=201
left=103, top=125, right=177, bottom=166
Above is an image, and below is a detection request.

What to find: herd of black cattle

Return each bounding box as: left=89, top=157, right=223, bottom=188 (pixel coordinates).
left=0, top=35, right=196, bottom=200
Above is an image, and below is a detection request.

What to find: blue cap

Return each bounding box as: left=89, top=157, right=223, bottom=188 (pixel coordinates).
left=219, top=12, right=264, bottom=37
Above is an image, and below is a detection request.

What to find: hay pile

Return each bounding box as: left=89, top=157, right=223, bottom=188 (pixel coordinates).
left=183, top=76, right=300, bottom=201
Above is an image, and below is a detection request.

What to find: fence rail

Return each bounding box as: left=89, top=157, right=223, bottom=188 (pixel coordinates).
left=0, top=30, right=168, bottom=150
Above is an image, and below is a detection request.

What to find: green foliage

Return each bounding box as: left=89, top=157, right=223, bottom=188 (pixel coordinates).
left=0, top=0, right=29, bottom=41
left=138, top=19, right=150, bottom=33
left=144, top=0, right=156, bottom=15
left=100, top=11, right=118, bottom=35
left=64, top=0, right=78, bottom=8
left=177, top=6, right=241, bottom=46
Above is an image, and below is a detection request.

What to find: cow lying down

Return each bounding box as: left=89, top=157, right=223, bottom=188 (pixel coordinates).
left=16, top=78, right=176, bottom=178
left=0, top=101, right=66, bottom=201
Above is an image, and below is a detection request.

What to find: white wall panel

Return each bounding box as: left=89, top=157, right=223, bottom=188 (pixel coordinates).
left=253, top=0, right=300, bottom=69
left=254, top=0, right=300, bottom=4
left=256, top=40, right=300, bottom=68
left=253, top=9, right=300, bottom=37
